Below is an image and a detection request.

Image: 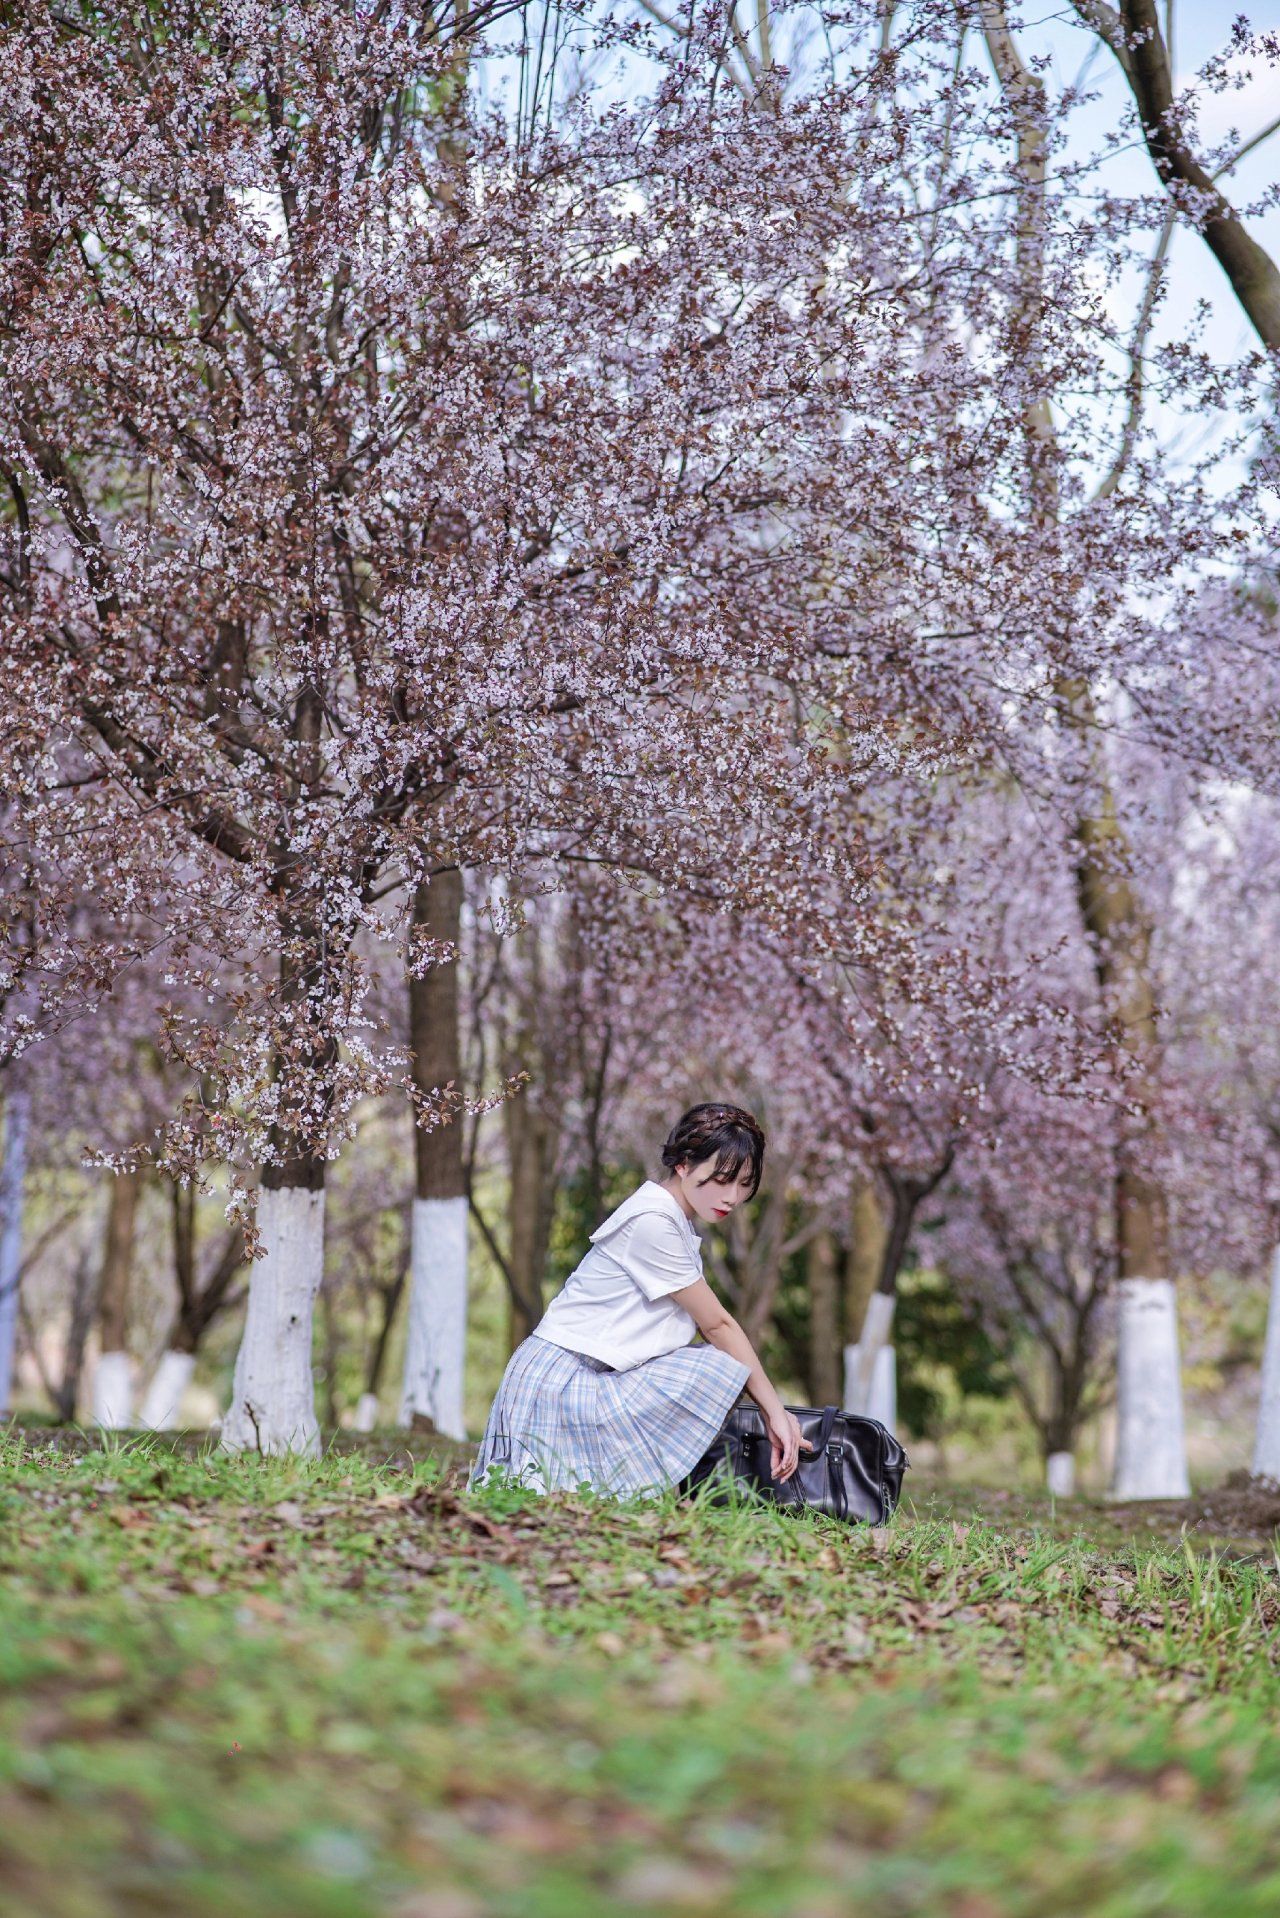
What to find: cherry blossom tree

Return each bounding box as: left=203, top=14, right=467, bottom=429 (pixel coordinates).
left=5, top=2, right=906, bottom=1447
left=932, top=1088, right=1118, bottom=1494
left=960, top=0, right=1280, bottom=1495
left=0, top=791, right=167, bottom=1415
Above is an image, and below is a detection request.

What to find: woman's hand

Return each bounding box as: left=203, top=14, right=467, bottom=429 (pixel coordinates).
left=766, top=1408, right=811, bottom=1483
left=666, top=1280, right=816, bottom=1485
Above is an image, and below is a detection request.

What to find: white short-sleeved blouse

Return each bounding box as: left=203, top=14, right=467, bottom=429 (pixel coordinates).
left=534, top=1179, right=705, bottom=1371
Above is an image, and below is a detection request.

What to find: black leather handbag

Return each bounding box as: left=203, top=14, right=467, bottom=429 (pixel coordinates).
left=682, top=1402, right=908, bottom=1524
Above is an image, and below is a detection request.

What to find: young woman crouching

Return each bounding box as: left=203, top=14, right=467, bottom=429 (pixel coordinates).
left=470, top=1103, right=806, bottom=1497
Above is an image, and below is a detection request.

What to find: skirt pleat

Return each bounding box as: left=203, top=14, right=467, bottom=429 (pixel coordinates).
left=469, top=1334, right=750, bottom=1498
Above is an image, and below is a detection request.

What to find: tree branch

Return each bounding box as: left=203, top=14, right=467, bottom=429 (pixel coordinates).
left=1074, top=0, right=1280, bottom=348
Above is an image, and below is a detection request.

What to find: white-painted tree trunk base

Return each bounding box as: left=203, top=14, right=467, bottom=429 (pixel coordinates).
left=1111, top=1277, right=1191, bottom=1500
left=1251, top=1245, right=1280, bottom=1481
left=0, top=1090, right=30, bottom=1418
left=137, top=1351, right=197, bottom=1431
left=1046, top=1451, right=1076, bottom=1498
left=844, top=1289, right=897, bottom=1429
left=220, top=1186, right=325, bottom=1457
left=354, top=1391, right=380, bottom=1434
left=94, top=1350, right=134, bottom=1429
left=399, top=1195, right=468, bottom=1440
left=843, top=1338, right=897, bottom=1433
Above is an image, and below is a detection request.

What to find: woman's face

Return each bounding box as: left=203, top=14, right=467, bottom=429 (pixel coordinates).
left=670, top=1155, right=757, bottom=1227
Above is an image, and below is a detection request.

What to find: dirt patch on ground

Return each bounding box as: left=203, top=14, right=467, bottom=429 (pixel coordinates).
left=1068, top=1474, right=1280, bottom=1552
left=1180, top=1470, right=1280, bottom=1543
left=910, top=1474, right=1280, bottom=1556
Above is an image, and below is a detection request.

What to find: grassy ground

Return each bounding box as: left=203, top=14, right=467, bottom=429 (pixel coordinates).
left=2, top=1430, right=1279, bottom=1917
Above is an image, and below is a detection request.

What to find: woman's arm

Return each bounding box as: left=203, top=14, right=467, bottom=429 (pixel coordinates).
left=669, top=1278, right=808, bottom=1482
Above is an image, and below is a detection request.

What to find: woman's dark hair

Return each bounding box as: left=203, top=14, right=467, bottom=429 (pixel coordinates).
left=661, top=1103, right=766, bottom=1199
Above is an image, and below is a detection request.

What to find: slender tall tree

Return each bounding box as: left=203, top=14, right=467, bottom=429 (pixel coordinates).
left=0, top=1087, right=30, bottom=1418
left=400, top=870, right=469, bottom=1436
left=93, top=1167, right=142, bottom=1428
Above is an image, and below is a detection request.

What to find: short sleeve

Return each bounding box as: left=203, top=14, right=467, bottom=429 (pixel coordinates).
left=611, top=1211, right=702, bottom=1301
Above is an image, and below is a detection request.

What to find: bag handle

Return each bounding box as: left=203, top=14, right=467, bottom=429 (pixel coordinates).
left=742, top=1404, right=839, bottom=1468
left=756, top=1404, right=840, bottom=1497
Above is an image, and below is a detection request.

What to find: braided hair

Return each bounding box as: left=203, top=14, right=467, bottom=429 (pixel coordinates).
left=660, top=1103, right=765, bottom=1199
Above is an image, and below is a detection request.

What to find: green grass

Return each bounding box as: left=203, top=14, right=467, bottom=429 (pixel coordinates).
left=1, top=1429, right=1279, bottom=1917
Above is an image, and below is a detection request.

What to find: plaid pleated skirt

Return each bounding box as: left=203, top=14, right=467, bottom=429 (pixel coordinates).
left=469, top=1334, right=751, bottom=1498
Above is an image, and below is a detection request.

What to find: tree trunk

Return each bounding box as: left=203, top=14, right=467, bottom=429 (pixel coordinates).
left=138, top=1181, right=197, bottom=1431
left=172, top=1179, right=196, bottom=1324
left=1046, top=1450, right=1076, bottom=1497
left=1112, top=1277, right=1189, bottom=1499
left=400, top=870, right=469, bottom=1438
left=843, top=1291, right=898, bottom=1429
left=807, top=1228, right=841, bottom=1405
left=221, top=1179, right=326, bottom=1455
left=353, top=1391, right=380, bottom=1434
left=94, top=1166, right=141, bottom=1428
left=355, top=1265, right=406, bottom=1433
left=1252, top=1244, right=1280, bottom=1480
left=140, top=1188, right=245, bottom=1430
left=222, top=797, right=336, bottom=1456
left=1074, top=785, right=1188, bottom=1497
left=1040, top=1296, right=1101, bottom=1497
left=845, top=1174, right=917, bottom=1427
left=734, top=1193, right=790, bottom=1348
left=137, top=1352, right=196, bottom=1432
left=844, top=1175, right=888, bottom=1344
left=0, top=1089, right=31, bottom=1417
left=59, top=1248, right=97, bottom=1423
left=582, top=1025, right=613, bottom=1232
left=1044, top=1406, right=1079, bottom=1498
left=319, top=1281, right=340, bottom=1433
left=504, top=1089, right=558, bottom=1348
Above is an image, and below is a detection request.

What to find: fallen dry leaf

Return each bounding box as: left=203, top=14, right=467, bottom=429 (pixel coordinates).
left=405, top=1488, right=513, bottom=1542
left=108, top=1506, right=148, bottom=1531
left=747, top=1630, right=792, bottom=1656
